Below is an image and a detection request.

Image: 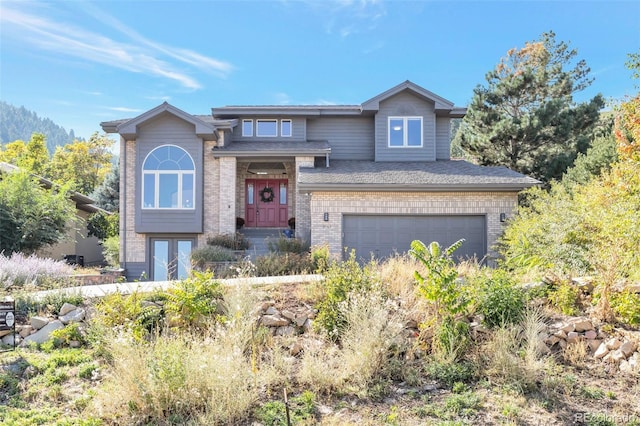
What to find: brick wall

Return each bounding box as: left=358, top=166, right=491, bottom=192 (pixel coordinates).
left=309, top=191, right=518, bottom=259
left=122, top=138, right=146, bottom=263
left=295, top=157, right=315, bottom=241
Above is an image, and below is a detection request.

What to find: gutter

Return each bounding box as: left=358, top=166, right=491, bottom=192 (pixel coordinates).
left=296, top=182, right=540, bottom=192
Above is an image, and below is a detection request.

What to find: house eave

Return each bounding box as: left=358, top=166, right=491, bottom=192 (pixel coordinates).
left=212, top=148, right=331, bottom=158
left=297, top=182, right=539, bottom=192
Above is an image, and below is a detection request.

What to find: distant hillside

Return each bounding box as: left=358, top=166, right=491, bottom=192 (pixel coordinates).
left=0, top=101, right=78, bottom=153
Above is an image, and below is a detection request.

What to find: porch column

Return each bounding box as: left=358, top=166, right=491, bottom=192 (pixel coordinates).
left=219, top=157, right=237, bottom=235
left=295, top=156, right=314, bottom=242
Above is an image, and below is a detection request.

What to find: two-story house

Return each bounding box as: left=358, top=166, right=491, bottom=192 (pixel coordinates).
left=101, top=81, right=539, bottom=281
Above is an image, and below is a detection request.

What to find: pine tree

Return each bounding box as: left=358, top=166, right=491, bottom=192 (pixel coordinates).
left=454, top=31, right=604, bottom=182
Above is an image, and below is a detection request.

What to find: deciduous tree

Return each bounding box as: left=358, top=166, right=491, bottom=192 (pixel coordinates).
left=0, top=171, right=75, bottom=254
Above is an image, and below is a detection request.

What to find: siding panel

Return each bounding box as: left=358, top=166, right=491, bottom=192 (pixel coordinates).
left=307, top=117, right=374, bottom=160
left=375, top=91, right=436, bottom=162
left=135, top=113, right=204, bottom=233
left=436, top=117, right=451, bottom=160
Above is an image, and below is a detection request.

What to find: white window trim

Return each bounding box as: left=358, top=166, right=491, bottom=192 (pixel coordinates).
left=142, top=170, right=195, bottom=210
left=388, top=116, right=423, bottom=148
left=256, top=119, right=278, bottom=137
left=281, top=119, right=292, bottom=137
left=141, top=144, right=196, bottom=210
left=242, top=119, right=253, bottom=137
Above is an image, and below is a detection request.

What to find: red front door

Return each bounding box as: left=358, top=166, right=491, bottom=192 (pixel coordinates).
left=245, top=179, right=288, bottom=227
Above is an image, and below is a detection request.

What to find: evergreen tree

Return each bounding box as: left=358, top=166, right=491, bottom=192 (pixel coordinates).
left=454, top=31, right=604, bottom=182
left=91, top=161, right=120, bottom=212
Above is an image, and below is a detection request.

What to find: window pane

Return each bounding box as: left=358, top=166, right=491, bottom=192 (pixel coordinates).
left=257, top=120, right=277, bottom=136
left=407, top=119, right=422, bottom=146
left=143, top=173, right=156, bottom=208
left=182, top=173, right=194, bottom=208
left=177, top=241, right=192, bottom=280
left=159, top=174, right=179, bottom=208
left=281, top=120, right=292, bottom=137
left=242, top=120, right=253, bottom=137
left=248, top=183, right=254, bottom=204
left=143, top=154, right=159, bottom=170
left=389, top=119, right=404, bottom=146
left=279, top=182, right=287, bottom=204
left=177, top=153, right=194, bottom=170
left=153, top=240, right=169, bottom=281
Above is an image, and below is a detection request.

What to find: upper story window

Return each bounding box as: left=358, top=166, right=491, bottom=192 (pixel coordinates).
left=242, top=120, right=253, bottom=137
left=142, top=145, right=195, bottom=210
left=388, top=117, right=423, bottom=147
left=256, top=119, right=278, bottom=137
left=281, top=119, right=292, bottom=137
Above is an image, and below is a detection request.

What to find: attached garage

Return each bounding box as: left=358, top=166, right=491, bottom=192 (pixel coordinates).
left=343, top=214, right=486, bottom=261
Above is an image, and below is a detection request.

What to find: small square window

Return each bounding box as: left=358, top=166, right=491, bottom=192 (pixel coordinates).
left=388, top=117, right=422, bottom=147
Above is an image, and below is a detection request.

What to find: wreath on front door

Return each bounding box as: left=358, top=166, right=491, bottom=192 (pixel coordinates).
left=259, top=186, right=275, bottom=203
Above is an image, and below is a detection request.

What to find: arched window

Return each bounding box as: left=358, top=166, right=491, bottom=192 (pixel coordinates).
left=142, top=145, right=195, bottom=209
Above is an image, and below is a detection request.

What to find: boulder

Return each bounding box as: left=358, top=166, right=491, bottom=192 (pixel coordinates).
left=264, top=306, right=279, bottom=316
left=295, top=315, right=309, bottom=327
left=2, top=333, right=17, bottom=346
left=605, top=338, right=622, bottom=350
left=21, top=320, right=64, bottom=345
left=59, top=302, right=77, bottom=316
left=59, top=308, right=86, bottom=325
left=30, top=316, right=49, bottom=330
left=612, top=350, right=626, bottom=362
left=0, top=329, right=12, bottom=338
left=561, top=322, right=575, bottom=333
left=567, top=331, right=580, bottom=344
left=18, top=326, right=33, bottom=338
left=281, top=309, right=296, bottom=321
left=594, top=343, right=609, bottom=359
left=260, top=315, right=289, bottom=327
left=619, top=341, right=637, bottom=358
left=276, top=326, right=297, bottom=336
left=588, top=339, right=602, bottom=352
left=584, top=330, right=598, bottom=340
left=572, top=319, right=594, bottom=332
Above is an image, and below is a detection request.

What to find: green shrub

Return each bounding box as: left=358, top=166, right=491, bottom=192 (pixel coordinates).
left=433, top=316, right=470, bottom=362
left=426, top=360, right=475, bottom=388
left=610, top=289, right=640, bottom=326
left=254, top=253, right=314, bottom=277
left=475, top=270, right=525, bottom=328
left=410, top=239, right=469, bottom=322
left=548, top=281, right=579, bottom=315
left=165, top=270, right=225, bottom=329
left=49, top=323, right=86, bottom=348
left=102, top=235, right=120, bottom=268
left=254, top=391, right=317, bottom=425
left=206, top=232, right=250, bottom=250
left=314, top=251, right=379, bottom=340
left=15, top=290, right=84, bottom=317
left=310, top=244, right=330, bottom=272
left=268, top=236, right=310, bottom=254
left=191, top=245, right=236, bottom=268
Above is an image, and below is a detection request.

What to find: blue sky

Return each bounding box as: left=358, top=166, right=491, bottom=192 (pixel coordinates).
left=1, top=0, right=638, bottom=142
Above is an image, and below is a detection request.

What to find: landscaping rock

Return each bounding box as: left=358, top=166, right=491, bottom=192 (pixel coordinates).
left=612, top=350, right=626, bottom=363
left=567, top=331, right=580, bottom=344
left=572, top=319, right=594, bottom=332
left=605, top=338, right=622, bottom=350
left=0, top=329, right=12, bottom=338
left=294, top=315, right=309, bottom=327
left=276, top=326, right=296, bottom=336
left=584, top=330, right=597, bottom=340
left=21, top=320, right=64, bottom=345
left=30, top=316, right=49, bottom=330
left=571, top=277, right=595, bottom=293
left=260, top=315, right=289, bottom=327
left=588, top=339, right=602, bottom=352
left=290, top=342, right=303, bottom=356
left=594, top=343, right=609, bottom=359
left=281, top=309, right=296, bottom=321
left=2, top=333, right=16, bottom=346
left=59, top=302, right=77, bottom=316
left=264, top=306, right=278, bottom=316
left=619, top=341, right=637, bottom=358
left=59, top=308, right=86, bottom=325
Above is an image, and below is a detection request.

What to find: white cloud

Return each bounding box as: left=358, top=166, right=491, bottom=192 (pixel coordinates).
left=0, top=2, right=234, bottom=90
left=106, top=106, right=143, bottom=113
left=313, top=0, right=387, bottom=37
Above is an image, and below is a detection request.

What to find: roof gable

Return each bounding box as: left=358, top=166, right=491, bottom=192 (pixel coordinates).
left=361, top=80, right=455, bottom=112
left=116, top=102, right=217, bottom=139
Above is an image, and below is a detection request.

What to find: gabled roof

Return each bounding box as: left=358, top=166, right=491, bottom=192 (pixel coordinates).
left=361, top=80, right=457, bottom=112
left=101, top=102, right=223, bottom=139
left=0, top=162, right=109, bottom=214
left=298, top=160, right=540, bottom=192
left=211, top=80, right=465, bottom=118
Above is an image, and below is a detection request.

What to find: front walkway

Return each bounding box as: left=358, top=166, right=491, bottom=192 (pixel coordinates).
left=240, top=228, right=288, bottom=260
left=31, top=274, right=324, bottom=300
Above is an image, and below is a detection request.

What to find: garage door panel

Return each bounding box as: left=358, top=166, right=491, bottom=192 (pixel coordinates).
left=344, top=215, right=486, bottom=262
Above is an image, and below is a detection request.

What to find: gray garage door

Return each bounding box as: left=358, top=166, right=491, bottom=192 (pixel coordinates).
left=343, top=215, right=486, bottom=262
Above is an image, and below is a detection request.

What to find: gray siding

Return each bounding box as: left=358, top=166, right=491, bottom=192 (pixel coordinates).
left=435, top=117, right=451, bottom=160
left=232, top=117, right=306, bottom=142
left=123, top=262, right=147, bottom=281
left=306, top=117, right=374, bottom=160
left=374, top=91, right=436, bottom=162
left=135, top=113, right=204, bottom=233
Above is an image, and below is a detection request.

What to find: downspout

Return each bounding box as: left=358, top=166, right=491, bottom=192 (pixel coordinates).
left=120, top=135, right=127, bottom=274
